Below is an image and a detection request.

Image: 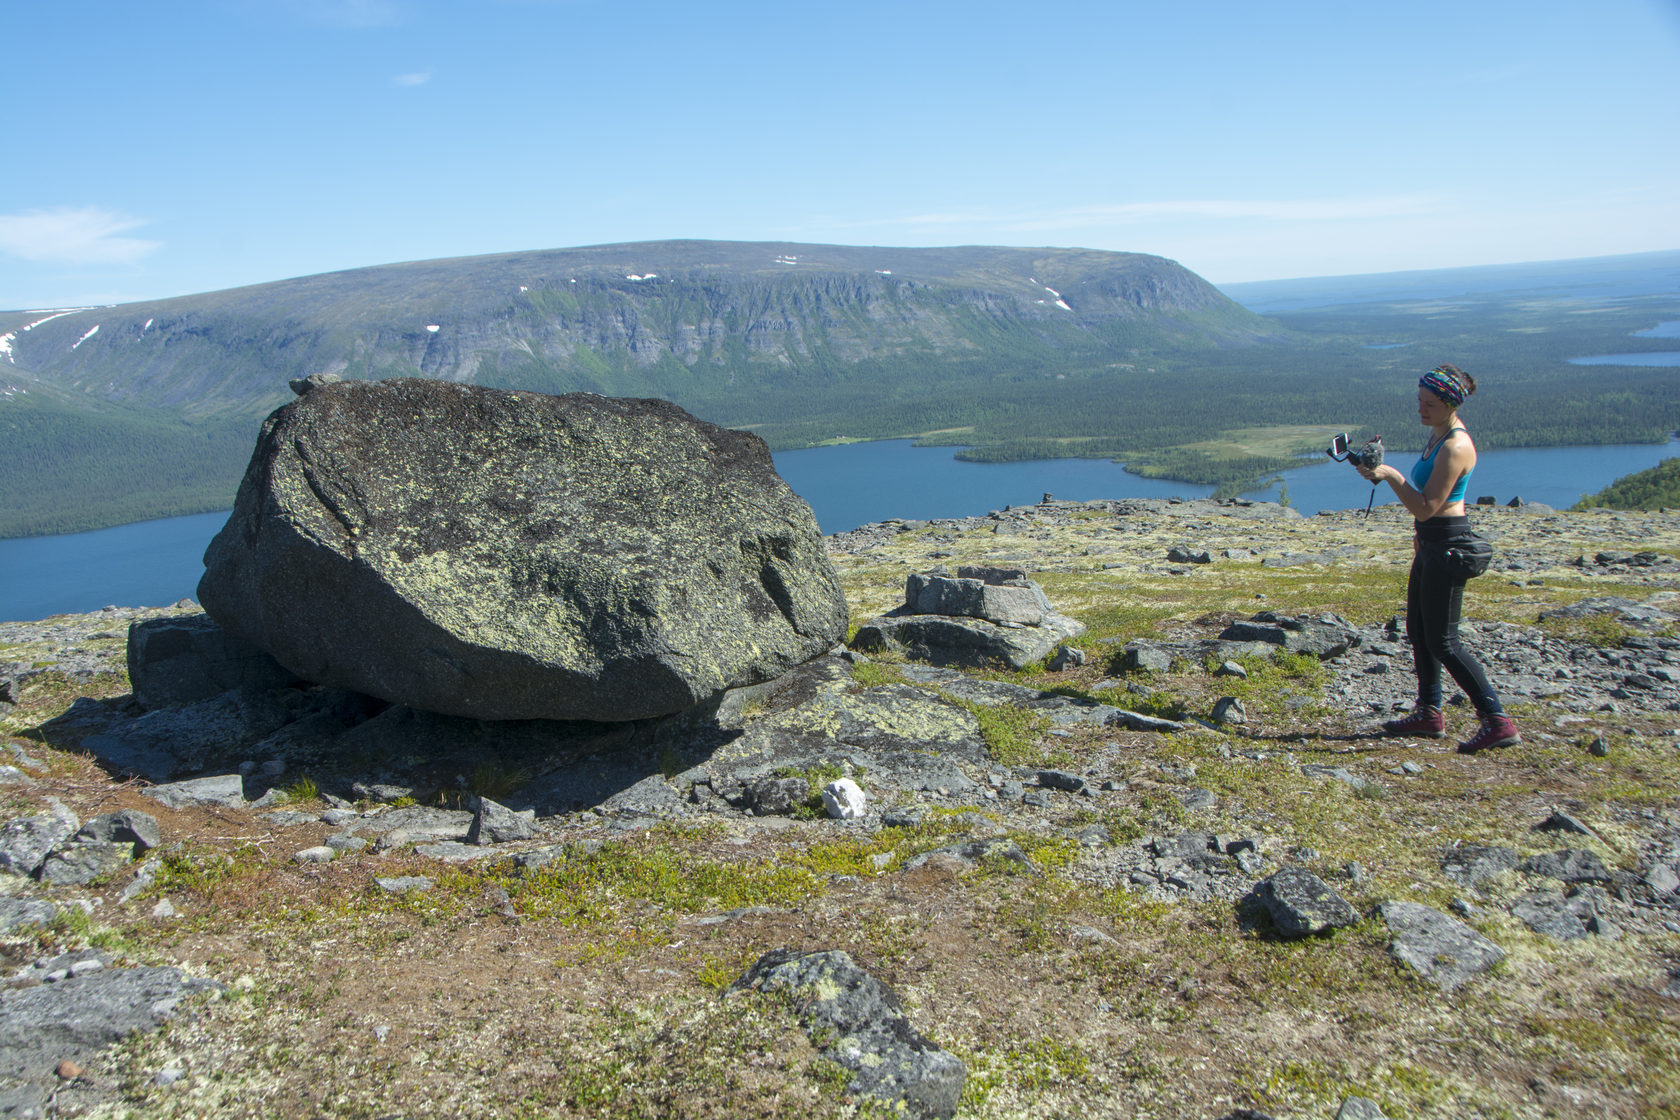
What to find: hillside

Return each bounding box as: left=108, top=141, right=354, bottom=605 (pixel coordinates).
left=1574, top=457, right=1680, bottom=511
left=0, top=242, right=1269, bottom=418
left=2, top=499, right=1678, bottom=1116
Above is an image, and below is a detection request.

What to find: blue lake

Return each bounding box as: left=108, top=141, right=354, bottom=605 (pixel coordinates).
left=3, top=437, right=1677, bottom=622
left=1568, top=351, right=1680, bottom=366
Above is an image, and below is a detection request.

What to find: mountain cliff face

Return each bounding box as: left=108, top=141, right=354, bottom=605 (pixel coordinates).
left=0, top=241, right=1274, bottom=418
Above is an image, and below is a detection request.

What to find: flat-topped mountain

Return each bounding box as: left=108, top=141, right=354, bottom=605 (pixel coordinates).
left=0, top=241, right=1272, bottom=419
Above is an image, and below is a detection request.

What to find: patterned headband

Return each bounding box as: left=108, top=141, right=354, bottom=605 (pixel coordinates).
left=1420, top=367, right=1466, bottom=407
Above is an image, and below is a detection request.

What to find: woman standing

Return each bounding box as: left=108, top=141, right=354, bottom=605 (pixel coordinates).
left=1357, top=364, right=1521, bottom=753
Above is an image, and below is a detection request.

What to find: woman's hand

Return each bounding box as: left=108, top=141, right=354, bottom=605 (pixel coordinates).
left=1357, top=463, right=1402, bottom=486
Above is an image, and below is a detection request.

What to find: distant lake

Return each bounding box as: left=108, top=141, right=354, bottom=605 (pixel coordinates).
left=1568, top=351, right=1680, bottom=366
left=4, top=436, right=1676, bottom=622
left=1635, top=320, right=1680, bottom=339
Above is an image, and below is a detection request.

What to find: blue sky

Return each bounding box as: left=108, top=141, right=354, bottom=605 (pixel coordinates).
left=3, top=0, right=1677, bottom=309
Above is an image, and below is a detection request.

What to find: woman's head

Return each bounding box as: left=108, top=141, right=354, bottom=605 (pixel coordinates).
left=1419, top=363, right=1476, bottom=408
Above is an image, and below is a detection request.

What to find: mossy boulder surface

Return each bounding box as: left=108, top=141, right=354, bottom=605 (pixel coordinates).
left=198, top=379, right=847, bottom=721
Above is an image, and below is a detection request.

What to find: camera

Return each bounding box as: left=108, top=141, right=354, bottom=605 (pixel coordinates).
left=1327, top=432, right=1384, bottom=471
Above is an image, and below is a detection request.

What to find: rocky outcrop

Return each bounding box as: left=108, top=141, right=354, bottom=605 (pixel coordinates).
left=198, top=380, right=847, bottom=722
left=852, top=566, right=1085, bottom=669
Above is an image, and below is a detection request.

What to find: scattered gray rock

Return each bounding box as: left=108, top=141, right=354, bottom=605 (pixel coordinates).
left=1522, top=848, right=1613, bottom=884
left=1512, top=887, right=1618, bottom=941
left=0, top=965, right=221, bottom=1094
left=199, top=379, right=848, bottom=722
left=1256, top=868, right=1358, bottom=938
left=38, top=840, right=135, bottom=886
left=74, top=810, right=161, bottom=855
left=1220, top=611, right=1359, bottom=659
left=1381, top=900, right=1506, bottom=991
left=1037, top=770, right=1085, bottom=792
left=1166, top=546, right=1212, bottom=564
left=374, top=876, right=434, bottom=895
left=1441, top=844, right=1519, bottom=887
left=0, top=898, right=59, bottom=934
left=906, top=838, right=1039, bottom=876
left=1210, top=696, right=1247, bottom=724
left=1301, top=764, right=1372, bottom=792
left=143, top=774, right=247, bottom=810
left=746, top=776, right=810, bottom=817
left=0, top=802, right=79, bottom=878
left=729, top=949, right=964, bottom=1120
left=1336, top=1098, right=1389, bottom=1120
left=293, top=846, right=335, bottom=864
left=466, top=798, right=537, bottom=845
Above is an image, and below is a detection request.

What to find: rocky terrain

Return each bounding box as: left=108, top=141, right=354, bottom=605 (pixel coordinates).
left=3, top=496, right=1679, bottom=1118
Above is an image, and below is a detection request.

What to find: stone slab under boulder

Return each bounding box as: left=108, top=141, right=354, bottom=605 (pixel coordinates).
left=127, top=613, right=302, bottom=710
left=198, top=379, right=848, bottom=722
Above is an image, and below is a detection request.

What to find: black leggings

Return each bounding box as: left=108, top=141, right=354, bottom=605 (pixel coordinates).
left=1406, top=516, right=1505, bottom=717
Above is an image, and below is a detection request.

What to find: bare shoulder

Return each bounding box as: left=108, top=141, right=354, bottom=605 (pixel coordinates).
left=1443, top=426, right=1477, bottom=463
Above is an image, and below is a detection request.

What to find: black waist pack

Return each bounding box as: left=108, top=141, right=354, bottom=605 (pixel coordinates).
left=1442, top=532, right=1494, bottom=578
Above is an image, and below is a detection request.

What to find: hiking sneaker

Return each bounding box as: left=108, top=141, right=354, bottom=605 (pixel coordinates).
left=1457, top=715, right=1521, bottom=754
left=1381, top=706, right=1446, bottom=739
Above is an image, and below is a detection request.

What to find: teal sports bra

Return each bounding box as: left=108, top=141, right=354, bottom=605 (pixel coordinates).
left=1409, top=426, right=1473, bottom=503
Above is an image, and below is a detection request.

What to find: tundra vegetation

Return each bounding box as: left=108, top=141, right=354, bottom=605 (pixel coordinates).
left=2, top=499, right=1679, bottom=1117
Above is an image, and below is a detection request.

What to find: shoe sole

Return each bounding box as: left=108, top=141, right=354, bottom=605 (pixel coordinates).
left=1382, top=727, right=1446, bottom=739
left=1457, top=735, right=1521, bottom=754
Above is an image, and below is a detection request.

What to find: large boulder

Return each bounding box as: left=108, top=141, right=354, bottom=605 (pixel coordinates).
left=198, top=380, right=847, bottom=721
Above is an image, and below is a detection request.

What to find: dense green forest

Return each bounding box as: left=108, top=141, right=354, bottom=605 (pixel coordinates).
left=0, top=390, right=256, bottom=537
left=1573, top=457, right=1680, bottom=511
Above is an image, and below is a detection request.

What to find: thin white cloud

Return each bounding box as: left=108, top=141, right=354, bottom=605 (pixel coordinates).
left=393, top=71, right=432, bottom=86
left=0, top=207, right=161, bottom=265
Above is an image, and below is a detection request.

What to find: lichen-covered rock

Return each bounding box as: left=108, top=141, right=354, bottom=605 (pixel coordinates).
left=1381, top=900, right=1505, bottom=991
left=1257, top=867, right=1358, bottom=937
left=0, top=802, right=79, bottom=878
left=199, top=379, right=848, bottom=722
left=729, top=949, right=965, bottom=1119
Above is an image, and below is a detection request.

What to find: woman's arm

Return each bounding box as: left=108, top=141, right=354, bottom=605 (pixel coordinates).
left=1358, top=435, right=1471, bottom=520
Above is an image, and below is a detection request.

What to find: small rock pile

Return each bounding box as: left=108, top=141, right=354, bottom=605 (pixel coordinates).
left=852, top=566, right=1086, bottom=669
